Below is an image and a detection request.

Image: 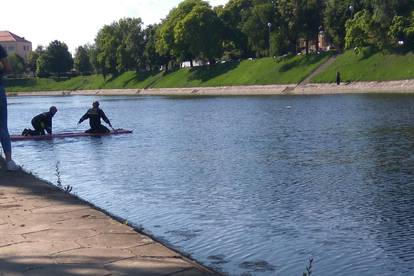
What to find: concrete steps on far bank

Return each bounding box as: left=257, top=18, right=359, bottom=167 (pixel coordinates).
left=0, top=164, right=217, bottom=276
left=298, top=55, right=338, bottom=86
left=279, top=55, right=338, bottom=94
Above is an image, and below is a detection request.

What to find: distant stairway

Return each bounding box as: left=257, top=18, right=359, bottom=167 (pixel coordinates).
left=297, top=55, right=338, bottom=86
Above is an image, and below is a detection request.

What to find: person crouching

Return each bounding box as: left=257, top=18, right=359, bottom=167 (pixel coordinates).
left=22, top=106, right=58, bottom=136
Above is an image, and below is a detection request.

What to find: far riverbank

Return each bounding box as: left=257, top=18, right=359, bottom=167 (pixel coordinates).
left=7, top=80, right=414, bottom=97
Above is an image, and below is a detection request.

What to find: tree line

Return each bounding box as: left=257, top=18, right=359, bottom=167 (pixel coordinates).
left=13, top=0, right=414, bottom=77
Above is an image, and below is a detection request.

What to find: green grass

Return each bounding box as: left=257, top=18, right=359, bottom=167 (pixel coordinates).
left=5, top=53, right=330, bottom=92
left=5, top=75, right=107, bottom=92
left=312, top=50, right=414, bottom=83
left=151, top=53, right=330, bottom=87
left=9, top=51, right=414, bottom=92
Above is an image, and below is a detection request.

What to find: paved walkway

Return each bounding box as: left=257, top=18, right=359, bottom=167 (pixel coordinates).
left=0, top=164, right=216, bottom=276
left=280, top=55, right=338, bottom=94
left=297, top=55, right=338, bottom=86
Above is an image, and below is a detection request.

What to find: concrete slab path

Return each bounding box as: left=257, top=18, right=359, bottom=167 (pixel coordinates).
left=0, top=165, right=217, bottom=276
left=297, top=55, right=338, bottom=86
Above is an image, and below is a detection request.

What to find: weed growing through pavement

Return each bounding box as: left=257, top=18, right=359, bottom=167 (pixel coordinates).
left=55, top=161, right=62, bottom=187
left=55, top=161, right=73, bottom=194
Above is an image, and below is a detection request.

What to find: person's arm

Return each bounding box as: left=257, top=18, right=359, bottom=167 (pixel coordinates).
left=78, top=112, right=88, bottom=124
left=45, top=116, right=52, bottom=134
left=39, top=120, right=46, bottom=135
left=100, top=110, right=112, bottom=127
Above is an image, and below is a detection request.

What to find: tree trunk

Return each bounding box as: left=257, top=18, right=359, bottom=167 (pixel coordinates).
left=305, top=36, right=309, bottom=55
left=190, top=60, right=193, bottom=68
left=315, top=32, right=319, bottom=52
left=291, top=36, right=298, bottom=54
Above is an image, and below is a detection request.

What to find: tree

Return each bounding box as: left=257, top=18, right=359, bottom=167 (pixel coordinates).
left=361, top=0, right=397, bottom=48
left=174, top=4, right=224, bottom=64
left=95, top=24, right=119, bottom=77
left=156, top=0, right=210, bottom=68
left=388, top=12, right=414, bottom=49
left=36, top=53, right=50, bottom=77
left=44, top=40, right=73, bottom=76
left=27, top=46, right=44, bottom=73
left=155, top=19, right=176, bottom=71
left=344, top=10, right=373, bottom=49
left=276, top=0, right=303, bottom=54
left=116, top=18, right=145, bottom=72
left=217, top=0, right=253, bottom=59
left=239, top=0, right=275, bottom=57
left=324, top=1, right=368, bottom=50
left=355, top=0, right=414, bottom=48
left=8, top=53, right=26, bottom=76
left=300, top=0, right=324, bottom=54
left=94, top=17, right=146, bottom=77
left=85, top=44, right=98, bottom=73
left=74, top=45, right=93, bottom=74
left=143, top=24, right=165, bottom=71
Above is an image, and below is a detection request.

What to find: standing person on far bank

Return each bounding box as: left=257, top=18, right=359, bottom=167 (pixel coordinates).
left=0, top=44, right=19, bottom=171
left=336, top=71, right=341, bottom=85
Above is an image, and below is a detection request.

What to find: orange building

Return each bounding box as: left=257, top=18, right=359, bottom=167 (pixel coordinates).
left=297, top=31, right=332, bottom=53
left=0, top=31, right=32, bottom=62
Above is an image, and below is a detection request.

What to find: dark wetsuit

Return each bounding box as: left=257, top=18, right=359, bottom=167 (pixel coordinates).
left=29, top=111, right=54, bottom=135
left=336, top=71, right=341, bottom=85
left=79, top=107, right=111, bottom=133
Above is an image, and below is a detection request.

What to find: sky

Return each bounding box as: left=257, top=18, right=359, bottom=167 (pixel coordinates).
left=1, top=0, right=228, bottom=54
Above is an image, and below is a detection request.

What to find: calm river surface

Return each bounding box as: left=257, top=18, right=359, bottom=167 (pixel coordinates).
left=7, top=94, right=414, bottom=275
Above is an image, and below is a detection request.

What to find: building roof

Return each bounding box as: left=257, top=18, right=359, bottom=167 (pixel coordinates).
left=0, top=31, right=31, bottom=43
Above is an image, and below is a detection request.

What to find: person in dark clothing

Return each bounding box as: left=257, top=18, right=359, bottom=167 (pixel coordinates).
left=336, top=71, right=341, bottom=85
left=22, top=106, right=58, bottom=136
left=0, top=44, right=19, bottom=170
left=78, top=101, right=113, bottom=133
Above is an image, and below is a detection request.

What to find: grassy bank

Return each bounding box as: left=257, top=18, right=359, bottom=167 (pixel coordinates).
left=312, top=50, right=414, bottom=83
left=5, top=53, right=330, bottom=92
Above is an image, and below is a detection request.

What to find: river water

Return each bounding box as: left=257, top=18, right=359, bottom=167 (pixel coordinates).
left=6, top=94, right=414, bottom=275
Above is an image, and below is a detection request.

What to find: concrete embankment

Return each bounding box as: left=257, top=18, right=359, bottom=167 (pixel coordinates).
left=0, top=163, right=217, bottom=275
left=7, top=80, right=414, bottom=97
left=7, top=85, right=291, bottom=96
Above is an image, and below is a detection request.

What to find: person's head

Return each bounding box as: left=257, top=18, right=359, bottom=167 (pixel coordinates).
left=49, top=106, right=58, bottom=115
left=92, top=101, right=100, bottom=108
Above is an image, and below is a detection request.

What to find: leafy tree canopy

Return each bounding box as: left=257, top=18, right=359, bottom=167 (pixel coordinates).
left=74, top=45, right=93, bottom=74
left=8, top=53, right=26, bottom=76
left=37, top=40, right=73, bottom=76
